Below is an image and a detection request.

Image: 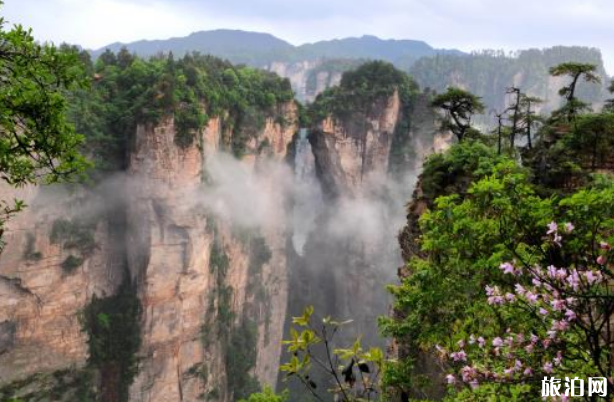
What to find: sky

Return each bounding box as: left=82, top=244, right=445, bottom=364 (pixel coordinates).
left=3, top=0, right=613, bottom=74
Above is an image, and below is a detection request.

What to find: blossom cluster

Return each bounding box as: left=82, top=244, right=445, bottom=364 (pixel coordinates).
left=443, top=222, right=612, bottom=398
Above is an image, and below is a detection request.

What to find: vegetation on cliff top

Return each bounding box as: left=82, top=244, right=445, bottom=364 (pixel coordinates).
left=307, top=60, right=419, bottom=122
left=67, top=47, right=294, bottom=167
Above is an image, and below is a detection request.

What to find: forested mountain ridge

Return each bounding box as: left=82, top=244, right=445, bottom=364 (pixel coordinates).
left=411, top=47, right=612, bottom=117
left=90, top=30, right=462, bottom=68
left=90, top=31, right=611, bottom=112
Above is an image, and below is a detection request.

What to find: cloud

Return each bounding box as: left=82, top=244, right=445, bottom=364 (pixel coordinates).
left=3, top=0, right=614, bottom=72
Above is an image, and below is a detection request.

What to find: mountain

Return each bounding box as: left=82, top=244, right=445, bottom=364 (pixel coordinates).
left=294, top=35, right=462, bottom=68
left=91, top=30, right=295, bottom=66
left=410, top=47, right=611, bottom=117
left=90, top=30, right=463, bottom=68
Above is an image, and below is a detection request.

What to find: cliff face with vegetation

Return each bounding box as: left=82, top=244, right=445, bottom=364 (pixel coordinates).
left=0, top=53, right=450, bottom=402
left=126, top=108, right=297, bottom=401
left=0, top=51, right=298, bottom=402
left=411, top=47, right=611, bottom=119
left=286, top=62, right=447, bottom=365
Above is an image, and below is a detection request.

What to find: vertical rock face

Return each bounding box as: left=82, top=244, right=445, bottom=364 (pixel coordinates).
left=309, top=90, right=401, bottom=197
left=0, top=184, right=125, bottom=390
left=286, top=89, right=445, bottom=381
left=126, top=104, right=297, bottom=402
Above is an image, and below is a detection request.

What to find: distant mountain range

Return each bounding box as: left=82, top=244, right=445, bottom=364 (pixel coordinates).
left=90, top=29, right=464, bottom=69
left=91, top=30, right=611, bottom=114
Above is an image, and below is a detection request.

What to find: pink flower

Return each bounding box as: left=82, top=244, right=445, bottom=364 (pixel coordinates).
left=564, top=222, right=574, bottom=233
left=526, top=292, right=539, bottom=304
left=554, top=234, right=562, bottom=247
left=523, top=367, right=533, bottom=376
left=500, top=262, right=516, bottom=275
left=551, top=299, right=566, bottom=311
left=597, top=255, right=606, bottom=265
left=585, top=270, right=602, bottom=285
left=600, top=241, right=611, bottom=250
left=564, top=309, right=576, bottom=321
left=543, top=362, right=553, bottom=373
left=547, top=222, right=558, bottom=235
left=469, top=379, right=479, bottom=389
left=566, top=270, right=580, bottom=291
left=505, top=293, right=516, bottom=302
left=539, top=308, right=549, bottom=316
left=530, top=333, right=539, bottom=344
left=461, top=366, right=477, bottom=382
left=477, top=337, right=485, bottom=348
left=445, top=374, right=456, bottom=384
left=492, top=337, right=503, bottom=347
left=488, top=295, right=505, bottom=305
left=514, top=284, right=526, bottom=295
left=532, top=278, right=542, bottom=287
left=450, top=350, right=467, bottom=362
left=525, top=344, right=534, bottom=353
left=457, top=339, right=466, bottom=348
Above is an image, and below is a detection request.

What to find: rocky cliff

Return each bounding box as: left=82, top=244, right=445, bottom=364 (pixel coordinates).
left=285, top=68, right=448, bottom=393
left=0, top=100, right=298, bottom=402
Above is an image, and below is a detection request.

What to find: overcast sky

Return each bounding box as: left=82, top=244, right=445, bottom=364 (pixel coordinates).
left=3, top=0, right=613, bottom=73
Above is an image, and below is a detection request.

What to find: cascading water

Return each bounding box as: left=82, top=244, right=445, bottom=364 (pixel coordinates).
left=291, top=128, right=322, bottom=255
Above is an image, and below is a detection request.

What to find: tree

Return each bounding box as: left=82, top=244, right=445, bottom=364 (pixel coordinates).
left=239, top=387, right=289, bottom=402
left=384, top=149, right=614, bottom=400
left=505, top=87, right=522, bottom=148
left=280, top=306, right=384, bottom=402
left=549, top=63, right=601, bottom=120
left=0, top=3, right=89, bottom=249
left=605, top=80, right=614, bottom=112
left=518, top=94, right=543, bottom=149
left=431, top=87, right=485, bottom=142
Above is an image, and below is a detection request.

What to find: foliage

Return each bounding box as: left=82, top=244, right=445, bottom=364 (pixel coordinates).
left=227, top=319, right=262, bottom=400
left=0, top=369, right=96, bottom=402
left=81, top=278, right=142, bottom=402
left=238, top=386, right=289, bottom=402
left=605, top=80, right=614, bottom=112
left=308, top=61, right=418, bottom=122
left=431, top=87, right=485, bottom=142
left=411, top=47, right=609, bottom=115
left=61, top=254, right=84, bottom=273
left=22, top=232, right=42, bottom=261
left=0, top=4, right=90, bottom=248
left=385, top=140, right=614, bottom=399
left=71, top=49, right=294, bottom=165
left=443, top=221, right=614, bottom=399
left=549, top=63, right=601, bottom=121
left=281, top=306, right=384, bottom=402
left=419, top=141, right=508, bottom=204
left=50, top=217, right=96, bottom=257
left=563, top=112, right=614, bottom=169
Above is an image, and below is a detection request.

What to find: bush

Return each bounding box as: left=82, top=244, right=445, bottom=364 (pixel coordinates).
left=61, top=255, right=83, bottom=273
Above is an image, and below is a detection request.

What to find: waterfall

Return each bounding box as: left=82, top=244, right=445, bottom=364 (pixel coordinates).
left=291, top=128, right=322, bottom=255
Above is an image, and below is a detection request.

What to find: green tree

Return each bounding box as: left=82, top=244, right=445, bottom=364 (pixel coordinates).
left=239, top=387, right=289, bottom=402
left=518, top=94, right=543, bottom=149
left=605, top=80, right=614, bottom=111
left=549, top=62, right=601, bottom=120
left=431, top=87, right=485, bottom=142
left=0, top=3, right=89, bottom=248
